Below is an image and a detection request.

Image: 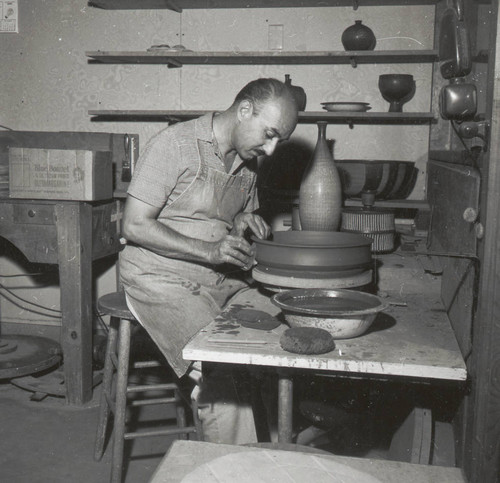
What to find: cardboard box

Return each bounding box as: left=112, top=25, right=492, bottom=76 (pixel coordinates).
left=9, top=147, right=112, bottom=201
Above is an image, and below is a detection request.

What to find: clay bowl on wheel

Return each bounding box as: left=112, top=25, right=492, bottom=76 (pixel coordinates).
left=336, top=160, right=418, bottom=200
left=252, top=231, right=373, bottom=274
left=271, top=288, right=388, bottom=339
left=378, top=74, right=415, bottom=112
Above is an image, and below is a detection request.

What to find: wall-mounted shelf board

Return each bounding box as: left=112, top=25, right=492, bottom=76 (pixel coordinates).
left=88, top=109, right=436, bottom=124
left=86, top=50, right=438, bottom=67
left=88, top=0, right=440, bottom=11
left=344, top=198, right=430, bottom=210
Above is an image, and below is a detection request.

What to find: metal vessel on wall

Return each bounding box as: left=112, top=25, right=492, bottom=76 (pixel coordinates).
left=299, top=122, right=342, bottom=231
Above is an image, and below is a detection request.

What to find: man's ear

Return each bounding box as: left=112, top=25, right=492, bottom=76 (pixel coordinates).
left=237, top=99, right=254, bottom=122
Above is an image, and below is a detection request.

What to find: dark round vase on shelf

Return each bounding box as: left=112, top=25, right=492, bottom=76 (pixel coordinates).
left=284, top=74, right=307, bottom=111
left=341, top=20, right=376, bottom=51
left=299, top=122, right=342, bottom=231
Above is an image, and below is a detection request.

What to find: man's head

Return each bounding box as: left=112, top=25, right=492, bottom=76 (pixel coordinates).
left=230, top=78, right=299, bottom=161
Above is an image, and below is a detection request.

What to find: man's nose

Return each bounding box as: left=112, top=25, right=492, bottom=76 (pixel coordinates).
left=263, top=138, right=279, bottom=156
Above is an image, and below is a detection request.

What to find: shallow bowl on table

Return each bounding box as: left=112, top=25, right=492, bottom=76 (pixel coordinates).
left=271, top=288, right=388, bottom=339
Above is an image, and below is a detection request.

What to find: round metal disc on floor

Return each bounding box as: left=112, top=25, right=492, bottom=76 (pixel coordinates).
left=0, top=335, right=61, bottom=379
left=252, top=266, right=372, bottom=291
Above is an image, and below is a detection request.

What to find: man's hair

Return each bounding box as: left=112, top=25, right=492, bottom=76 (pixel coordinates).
left=233, top=78, right=295, bottom=114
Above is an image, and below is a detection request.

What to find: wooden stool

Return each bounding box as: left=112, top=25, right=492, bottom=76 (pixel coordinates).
left=94, top=291, right=201, bottom=483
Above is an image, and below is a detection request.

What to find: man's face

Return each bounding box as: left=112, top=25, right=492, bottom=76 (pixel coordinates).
left=233, top=97, right=298, bottom=161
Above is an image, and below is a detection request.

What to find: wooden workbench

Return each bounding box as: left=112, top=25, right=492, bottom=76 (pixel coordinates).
left=0, top=198, right=122, bottom=405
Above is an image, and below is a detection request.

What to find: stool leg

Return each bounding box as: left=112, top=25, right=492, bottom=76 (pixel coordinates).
left=111, top=318, right=131, bottom=483
left=191, top=386, right=204, bottom=441
left=175, top=389, right=187, bottom=440
left=94, top=317, right=119, bottom=461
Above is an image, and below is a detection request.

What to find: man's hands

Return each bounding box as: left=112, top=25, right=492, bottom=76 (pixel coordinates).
left=207, top=234, right=255, bottom=269
left=206, top=213, right=270, bottom=269
left=231, top=213, right=271, bottom=239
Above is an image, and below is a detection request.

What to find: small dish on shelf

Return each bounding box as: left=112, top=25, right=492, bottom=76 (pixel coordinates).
left=321, top=102, right=371, bottom=112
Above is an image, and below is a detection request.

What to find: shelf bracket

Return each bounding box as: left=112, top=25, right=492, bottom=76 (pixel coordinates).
left=167, top=58, right=182, bottom=68
left=349, top=57, right=357, bottom=68
left=351, top=0, right=359, bottom=11
left=165, top=1, right=182, bottom=13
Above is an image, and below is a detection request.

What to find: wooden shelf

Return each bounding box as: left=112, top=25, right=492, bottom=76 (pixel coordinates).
left=88, top=0, right=440, bottom=11
left=344, top=198, right=430, bottom=210
left=86, top=49, right=438, bottom=67
left=88, top=109, right=436, bottom=124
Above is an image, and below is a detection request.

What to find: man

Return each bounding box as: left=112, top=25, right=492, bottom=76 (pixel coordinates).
left=119, top=78, right=299, bottom=444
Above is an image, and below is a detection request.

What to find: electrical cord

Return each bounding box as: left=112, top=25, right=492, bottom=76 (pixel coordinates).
left=0, top=290, right=62, bottom=318
left=0, top=273, right=109, bottom=332
left=451, top=120, right=479, bottom=169
left=94, top=306, right=110, bottom=334
left=0, top=281, right=62, bottom=314
left=0, top=272, right=47, bottom=278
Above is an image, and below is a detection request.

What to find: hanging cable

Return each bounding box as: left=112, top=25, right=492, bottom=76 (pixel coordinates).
left=0, top=281, right=61, bottom=314
left=451, top=120, right=478, bottom=168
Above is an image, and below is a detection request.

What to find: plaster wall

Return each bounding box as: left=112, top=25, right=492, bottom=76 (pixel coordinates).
left=0, top=0, right=434, bottom=328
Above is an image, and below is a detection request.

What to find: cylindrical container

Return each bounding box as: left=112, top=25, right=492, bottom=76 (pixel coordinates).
left=299, top=122, right=343, bottom=231
left=341, top=207, right=395, bottom=253
left=284, top=74, right=307, bottom=111
left=341, top=20, right=376, bottom=51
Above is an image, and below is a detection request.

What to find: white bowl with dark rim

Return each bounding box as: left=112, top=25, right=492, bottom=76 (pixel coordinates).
left=271, top=288, right=388, bottom=339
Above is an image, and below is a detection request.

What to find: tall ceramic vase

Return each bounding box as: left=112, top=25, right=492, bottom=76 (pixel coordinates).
left=299, top=122, right=342, bottom=231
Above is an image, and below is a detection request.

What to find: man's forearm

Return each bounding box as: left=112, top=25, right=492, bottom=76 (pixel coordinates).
left=124, top=219, right=214, bottom=264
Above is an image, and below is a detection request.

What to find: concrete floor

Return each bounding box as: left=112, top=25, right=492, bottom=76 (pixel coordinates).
left=0, top=362, right=459, bottom=483
left=0, top=376, right=180, bottom=483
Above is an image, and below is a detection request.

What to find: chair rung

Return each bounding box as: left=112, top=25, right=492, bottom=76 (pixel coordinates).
left=130, top=397, right=178, bottom=407
left=126, top=382, right=180, bottom=393
left=133, top=360, right=162, bottom=368
left=124, top=426, right=196, bottom=440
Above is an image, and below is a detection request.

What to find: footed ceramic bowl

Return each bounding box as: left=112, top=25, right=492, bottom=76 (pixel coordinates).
left=378, top=74, right=415, bottom=112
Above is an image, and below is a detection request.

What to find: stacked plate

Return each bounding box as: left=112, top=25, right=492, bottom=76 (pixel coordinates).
left=321, top=102, right=371, bottom=112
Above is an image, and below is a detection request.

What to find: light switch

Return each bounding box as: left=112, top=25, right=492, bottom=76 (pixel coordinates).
left=268, top=24, right=284, bottom=50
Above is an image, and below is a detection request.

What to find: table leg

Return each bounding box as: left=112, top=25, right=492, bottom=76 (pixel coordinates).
left=278, top=370, right=294, bottom=444
left=55, top=203, right=93, bottom=405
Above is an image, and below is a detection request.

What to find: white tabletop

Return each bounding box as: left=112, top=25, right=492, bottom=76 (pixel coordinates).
left=150, top=440, right=467, bottom=483
left=183, top=254, right=467, bottom=382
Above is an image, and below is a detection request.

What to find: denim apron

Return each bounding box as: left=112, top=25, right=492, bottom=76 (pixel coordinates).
left=119, top=135, right=256, bottom=379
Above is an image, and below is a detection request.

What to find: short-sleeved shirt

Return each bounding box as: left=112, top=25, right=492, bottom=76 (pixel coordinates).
left=128, top=113, right=258, bottom=216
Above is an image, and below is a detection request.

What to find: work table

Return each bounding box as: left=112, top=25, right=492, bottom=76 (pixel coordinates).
left=183, top=251, right=467, bottom=443
left=184, top=251, right=467, bottom=382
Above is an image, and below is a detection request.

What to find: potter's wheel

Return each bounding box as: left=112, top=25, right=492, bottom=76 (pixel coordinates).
left=252, top=265, right=372, bottom=292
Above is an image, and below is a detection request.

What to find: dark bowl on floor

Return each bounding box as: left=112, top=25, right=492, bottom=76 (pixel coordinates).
left=336, top=160, right=418, bottom=200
